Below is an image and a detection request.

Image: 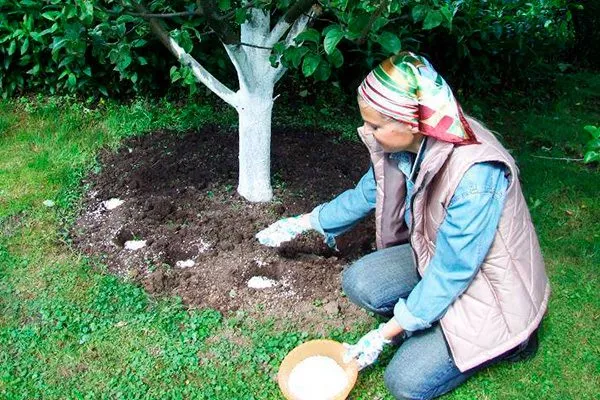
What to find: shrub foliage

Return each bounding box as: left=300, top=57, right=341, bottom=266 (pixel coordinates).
left=0, top=0, right=576, bottom=99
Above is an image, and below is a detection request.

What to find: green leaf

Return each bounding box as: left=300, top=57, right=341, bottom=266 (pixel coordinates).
left=40, top=23, right=59, bottom=36
left=58, top=56, right=75, bottom=69
left=116, top=15, right=137, bottom=24
left=137, top=56, right=148, bottom=66
left=412, top=5, right=429, bottom=22
left=323, top=25, right=344, bottom=55
left=583, top=151, right=600, bottom=164
left=377, top=31, right=402, bottom=54
left=26, top=64, right=41, bottom=75
left=269, top=53, right=279, bottom=68
left=41, top=11, right=61, bottom=21
left=295, top=28, right=320, bottom=44
left=423, top=10, right=443, bottom=30
left=51, top=38, right=69, bottom=54
left=131, top=39, right=147, bottom=48
left=65, top=4, right=77, bottom=19
left=83, top=66, right=92, bottom=77
left=584, top=125, right=599, bottom=139
left=170, top=66, right=182, bottom=82
left=302, top=53, right=320, bottom=77
left=286, top=46, right=309, bottom=69
left=313, top=60, right=331, bottom=81
left=112, top=45, right=133, bottom=72
left=67, top=73, right=76, bottom=87
left=234, top=8, right=248, bottom=24
left=8, top=40, right=16, bottom=56
left=218, top=0, right=231, bottom=11
left=171, top=30, right=193, bottom=53
left=439, top=5, right=453, bottom=29
left=20, top=38, right=30, bottom=55
left=79, top=0, right=94, bottom=25
left=347, top=12, right=370, bottom=35
left=30, top=32, right=43, bottom=42
left=183, top=68, right=196, bottom=86
left=327, top=48, right=344, bottom=68
left=585, top=138, right=600, bottom=151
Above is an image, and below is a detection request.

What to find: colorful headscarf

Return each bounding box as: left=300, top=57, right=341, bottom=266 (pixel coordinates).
left=358, top=52, right=478, bottom=145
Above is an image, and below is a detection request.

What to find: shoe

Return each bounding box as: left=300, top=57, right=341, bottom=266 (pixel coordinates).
left=504, top=328, right=539, bottom=363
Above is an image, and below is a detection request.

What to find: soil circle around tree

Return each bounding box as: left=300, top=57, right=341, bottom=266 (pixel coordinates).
left=71, top=125, right=378, bottom=330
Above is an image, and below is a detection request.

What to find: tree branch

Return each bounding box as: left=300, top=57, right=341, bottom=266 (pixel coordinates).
left=197, top=0, right=238, bottom=44
left=358, top=0, right=389, bottom=44
left=271, top=5, right=320, bottom=84
left=116, top=10, right=201, bottom=19
left=102, top=1, right=253, bottom=21
left=133, top=2, right=238, bottom=107
left=266, top=0, right=316, bottom=47
left=531, top=155, right=584, bottom=162
left=223, top=43, right=250, bottom=91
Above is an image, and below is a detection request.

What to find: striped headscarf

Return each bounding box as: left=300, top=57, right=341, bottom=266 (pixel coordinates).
left=358, top=52, right=478, bottom=145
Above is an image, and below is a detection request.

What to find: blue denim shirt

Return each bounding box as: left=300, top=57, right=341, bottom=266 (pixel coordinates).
left=309, top=145, right=509, bottom=332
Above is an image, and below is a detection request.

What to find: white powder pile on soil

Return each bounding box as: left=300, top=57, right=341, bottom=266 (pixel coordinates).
left=124, top=240, right=146, bottom=250
left=175, top=259, right=195, bottom=268
left=247, top=276, right=277, bottom=289
left=103, top=198, right=124, bottom=210
left=288, top=356, right=348, bottom=400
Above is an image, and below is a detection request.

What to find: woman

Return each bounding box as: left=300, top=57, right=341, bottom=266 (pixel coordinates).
left=256, top=52, right=549, bottom=399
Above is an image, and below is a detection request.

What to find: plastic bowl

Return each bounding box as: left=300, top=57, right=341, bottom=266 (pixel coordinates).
left=277, top=339, right=358, bottom=400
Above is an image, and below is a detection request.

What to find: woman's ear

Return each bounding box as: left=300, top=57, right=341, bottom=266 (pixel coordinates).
left=410, top=125, right=420, bottom=135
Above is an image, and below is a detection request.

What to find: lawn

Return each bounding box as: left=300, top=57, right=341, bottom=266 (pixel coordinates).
left=1, top=72, right=598, bottom=399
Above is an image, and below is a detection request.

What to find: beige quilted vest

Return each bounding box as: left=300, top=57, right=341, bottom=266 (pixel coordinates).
left=357, top=117, right=550, bottom=372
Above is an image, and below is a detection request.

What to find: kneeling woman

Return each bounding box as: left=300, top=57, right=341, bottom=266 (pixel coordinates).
left=257, top=52, right=549, bottom=399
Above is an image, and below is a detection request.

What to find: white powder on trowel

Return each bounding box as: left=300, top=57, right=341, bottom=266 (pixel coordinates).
left=103, top=198, right=124, bottom=210
left=124, top=240, right=146, bottom=250
left=288, top=356, right=348, bottom=400
left=247, top=276, right=277, bottom=289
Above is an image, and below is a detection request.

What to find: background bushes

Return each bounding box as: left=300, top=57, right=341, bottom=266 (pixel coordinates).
left=0, top=0, right=580, bottom=100
left=569, top=0, right=600, bottom=68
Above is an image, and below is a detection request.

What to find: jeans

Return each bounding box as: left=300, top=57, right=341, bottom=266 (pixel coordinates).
left=342, top=244, right=536, bottom=400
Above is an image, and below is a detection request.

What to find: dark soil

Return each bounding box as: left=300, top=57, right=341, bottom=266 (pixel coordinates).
left=71, top=125, right=377, bottom=328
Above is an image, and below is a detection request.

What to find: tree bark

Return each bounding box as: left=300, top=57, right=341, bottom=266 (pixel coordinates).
left=236, top=88, right=274, bottom=202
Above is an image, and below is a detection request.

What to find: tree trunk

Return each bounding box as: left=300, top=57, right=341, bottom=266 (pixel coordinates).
left=236, top=88, right=274, bottom=202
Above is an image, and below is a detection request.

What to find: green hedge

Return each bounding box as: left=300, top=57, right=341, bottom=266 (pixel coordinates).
left=0, top=0, right=576, bottom=100
left=0, top=0, right=176, bottom=98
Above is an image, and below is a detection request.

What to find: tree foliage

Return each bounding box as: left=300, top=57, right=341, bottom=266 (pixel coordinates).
left=0, top=0, right=576, bottom=99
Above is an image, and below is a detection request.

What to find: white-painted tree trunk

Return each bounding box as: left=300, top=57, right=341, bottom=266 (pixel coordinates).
left=236, top=89, right=274, bottom=202
left=154, top=5, right=316, bottom=202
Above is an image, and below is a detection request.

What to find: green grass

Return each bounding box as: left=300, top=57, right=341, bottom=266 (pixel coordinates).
left=1, top=73, right=599, bottom=399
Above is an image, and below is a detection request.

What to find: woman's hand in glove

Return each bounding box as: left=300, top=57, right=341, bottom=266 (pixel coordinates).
left=343, top=324, right=393, bottom=370
left=255, top=214, right=312, bottom=247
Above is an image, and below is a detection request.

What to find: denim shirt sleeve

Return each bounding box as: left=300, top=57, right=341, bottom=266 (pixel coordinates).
left=309, top=165, right=377, bottom=248
left=393, top=162, right=510, bottom=332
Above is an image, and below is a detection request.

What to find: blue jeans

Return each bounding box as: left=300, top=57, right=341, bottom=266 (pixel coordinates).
left=341, top=244, right=533, bottom=400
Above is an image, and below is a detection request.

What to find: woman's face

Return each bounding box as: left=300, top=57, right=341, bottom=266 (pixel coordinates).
left=358, top=98, right=423, bottom=153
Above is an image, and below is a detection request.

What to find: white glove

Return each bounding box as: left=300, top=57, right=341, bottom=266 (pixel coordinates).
left=343, top=324, right=392, bottom=370
left=255, top=215, right=312, bottom=247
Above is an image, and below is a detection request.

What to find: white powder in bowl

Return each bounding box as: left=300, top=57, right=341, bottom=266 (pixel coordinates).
left=288, top=355, right=349, bottom=400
